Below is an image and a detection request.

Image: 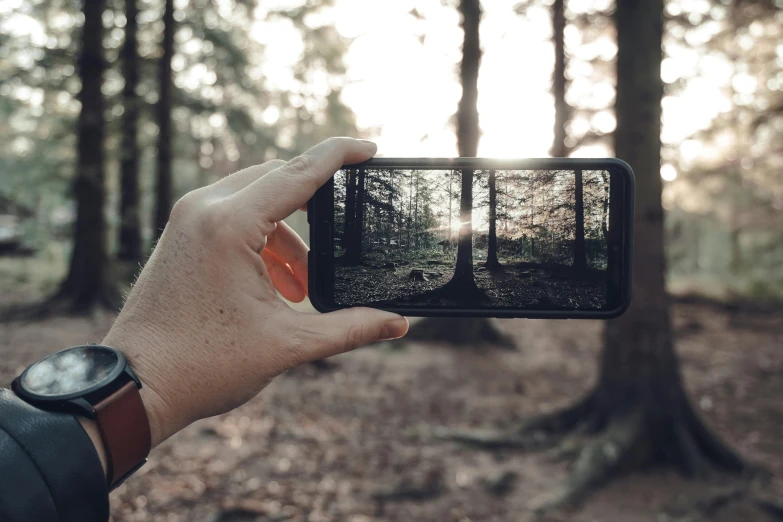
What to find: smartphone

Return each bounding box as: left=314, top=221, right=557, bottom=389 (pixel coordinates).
left=307, top=158, right=634, bottom=319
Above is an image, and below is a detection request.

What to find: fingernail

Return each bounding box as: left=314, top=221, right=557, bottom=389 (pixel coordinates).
left=358, top=139, right=377, bottom=153
left=379, top=317, right=408, bottom=340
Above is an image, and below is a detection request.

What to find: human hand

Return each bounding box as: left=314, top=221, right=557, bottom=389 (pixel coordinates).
left=103, top=137, right=409, bottom=447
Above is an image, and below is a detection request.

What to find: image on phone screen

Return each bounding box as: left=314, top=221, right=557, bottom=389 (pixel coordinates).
left=330, top=167, right=623, bottom=312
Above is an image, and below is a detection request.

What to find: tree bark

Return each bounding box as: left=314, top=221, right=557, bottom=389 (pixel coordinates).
left=448, top=171, right=453, bottom=243
left=573, top=169, right=586, bottom=272
left=154, top=0, right=175, bottom=238
left=118, top=0, right=142, bottom=263
left=343, top=170, right=356, bottom=247
left=550, top=0, right=571, bottom=158
left=56, top=0, right=113, bottom=313
left=347, top=168, right=366, bottom=264
left=388, top=170, right=394, bottom=245
left=446, top=0, right=481, bottom=291
left=456, top=0, right=480, bottom=158
left=450, top=168, right=475, bottom=285
left=486, top=169, right=501, bottom=271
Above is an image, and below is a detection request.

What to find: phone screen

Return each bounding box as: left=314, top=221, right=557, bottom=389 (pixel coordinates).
left=323, top=166, right=626, bottom=313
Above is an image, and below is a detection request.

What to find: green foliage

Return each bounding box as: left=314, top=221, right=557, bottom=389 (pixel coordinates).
left=1, top=0, right=360, bottom=262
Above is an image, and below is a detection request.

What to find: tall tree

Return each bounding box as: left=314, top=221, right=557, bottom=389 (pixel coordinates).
left=344, top=170, right=357, bottom=246
left=352, top=168, right=366, bottom=263
left=550, top=0, right=571, bottom=157
left=446, top=0, right=481, bottom=292
left=154, top=0, right=175, bottom=237
left=448, top=0, right=747, bottom=512
left=485, top=169, right=501, bottom=271
left=403, top=0, right=513, bottom=349
left=118, top=0, right=142, bottom=263
left=54, top=0, right=114, bottom=312
left=573, top=169, right=586, bottom=271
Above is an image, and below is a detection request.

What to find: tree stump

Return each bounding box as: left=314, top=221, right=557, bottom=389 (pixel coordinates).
left=408, top=269, right=427, bottom=281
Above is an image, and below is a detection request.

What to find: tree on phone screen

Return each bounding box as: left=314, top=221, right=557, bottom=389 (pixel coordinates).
left=403, top=0, right=513, bottom=348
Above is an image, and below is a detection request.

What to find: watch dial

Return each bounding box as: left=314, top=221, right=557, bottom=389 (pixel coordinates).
left=22, top=346, right=120, bottom=397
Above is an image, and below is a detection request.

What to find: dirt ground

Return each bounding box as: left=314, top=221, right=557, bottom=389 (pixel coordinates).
left=336, top=258, right=606, bottom=310
left=1, top=293, right=782, bottom=522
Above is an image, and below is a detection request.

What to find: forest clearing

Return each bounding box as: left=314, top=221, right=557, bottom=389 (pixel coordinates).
left=2, top=293, right=782, bottom=522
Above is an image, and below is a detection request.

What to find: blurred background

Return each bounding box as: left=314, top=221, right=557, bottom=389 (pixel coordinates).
left=1, top=0, right=782, bottom=521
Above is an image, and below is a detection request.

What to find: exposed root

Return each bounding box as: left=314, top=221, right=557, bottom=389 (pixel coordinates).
left=533, top=410, right=649, bottom=515
left=517, top=394, right=600, bottom=436
left=758, top=499, right=783, bottom=520
left=436, top=427, right=551, bottom=450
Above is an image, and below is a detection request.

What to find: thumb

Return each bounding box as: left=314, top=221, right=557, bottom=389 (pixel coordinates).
left=300, top=308, right=409, bottom=362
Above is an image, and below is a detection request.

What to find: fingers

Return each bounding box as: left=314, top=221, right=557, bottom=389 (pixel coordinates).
left=210, top=159, right=286, bottom=195
left=236, top=137, right=376, bottom=224
left=260, top=249, right=306, bottom=303
left=296, top=308, right=408, bottom=363
left=264, top=221, right=309, bottom=295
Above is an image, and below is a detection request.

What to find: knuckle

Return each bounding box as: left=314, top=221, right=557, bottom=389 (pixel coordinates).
left=344, top=323, right=366, bottom=351
left=169, top=192, right=202, bottom=225
left=195, top=202, right=235, bottom=242
left=284, top=333, right=313, bottom=368
left=286, top=154, right=316, bottom=175
left=283, top=155, right=321, bottom=192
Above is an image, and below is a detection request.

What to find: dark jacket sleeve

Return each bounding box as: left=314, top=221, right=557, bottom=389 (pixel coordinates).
left=0, top=389, right=110, bottom=522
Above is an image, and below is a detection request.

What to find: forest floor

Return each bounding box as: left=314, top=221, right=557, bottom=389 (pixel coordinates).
left=336, top=254, right=606, bottom=309
left=2, top=292, right=783, bottom=522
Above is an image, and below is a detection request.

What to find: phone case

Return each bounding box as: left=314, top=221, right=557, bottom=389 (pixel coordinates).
left=308, top=157, right=634, bottom=319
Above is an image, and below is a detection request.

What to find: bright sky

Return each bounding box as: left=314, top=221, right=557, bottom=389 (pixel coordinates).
left=252, top=0, right=738, bottom=177
left=0, top=0, right=741, bottom=179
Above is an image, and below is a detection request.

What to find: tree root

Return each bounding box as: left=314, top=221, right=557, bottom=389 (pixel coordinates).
left=437, top=385, right=757, bottom=518
left=758, top=499, right=783, bottom=520
left=435, top=427, right=552, bottom=450
left=517, top=394, right=601, bottom=436
left=533, top=409, right=649, bottom=515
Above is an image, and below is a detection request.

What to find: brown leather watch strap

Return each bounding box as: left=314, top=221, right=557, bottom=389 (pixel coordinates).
left=93, top=380, right=151, bottom=487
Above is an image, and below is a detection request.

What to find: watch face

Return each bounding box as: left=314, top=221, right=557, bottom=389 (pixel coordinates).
left=20, top=346, right=122, bottom=398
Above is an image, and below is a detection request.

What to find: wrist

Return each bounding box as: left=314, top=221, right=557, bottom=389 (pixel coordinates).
left=77, top=417, right=107, bottom=476
left=102, top=329, right=176, bottom=448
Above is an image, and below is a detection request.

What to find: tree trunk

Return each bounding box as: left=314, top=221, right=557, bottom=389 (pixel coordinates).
left=388, top=170, right=394, bottom=245
left=550, top=0, right=570, bottom=158
left=456, top=0, right=480, bottom=158
left=154, top=0, right=175, bottom=238
left=408, top=170, right=413, bottom=248
left=573, top=169, right=586, bottom=272
left=448, top=171, right=453, bottom=243
left=55, top=0, right=114, bottom=313
left=343, top=170, right=356, bottom=247
left=486, top=169, right=501, bottom=271
left=118, top=0, right=142, bottom=263
left=450, top=168, right=475, bottom=286
left=447, top=0, right=481, bottom=292
left=347, top=168, right=366, bottom=264
left=406, top=0, right=508, bottom=346
left=414, top=171, right=420, bottom=249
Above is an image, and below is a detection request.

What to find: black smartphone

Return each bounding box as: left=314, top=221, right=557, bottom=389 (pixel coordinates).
left=308, top=158, right=634, bottom=319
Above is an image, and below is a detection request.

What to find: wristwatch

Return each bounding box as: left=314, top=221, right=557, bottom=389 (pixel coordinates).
left=12, top=344, right=151, bottom=489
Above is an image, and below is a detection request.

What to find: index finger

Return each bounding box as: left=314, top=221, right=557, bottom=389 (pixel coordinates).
left=237, top=137, right=376, bottom=224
